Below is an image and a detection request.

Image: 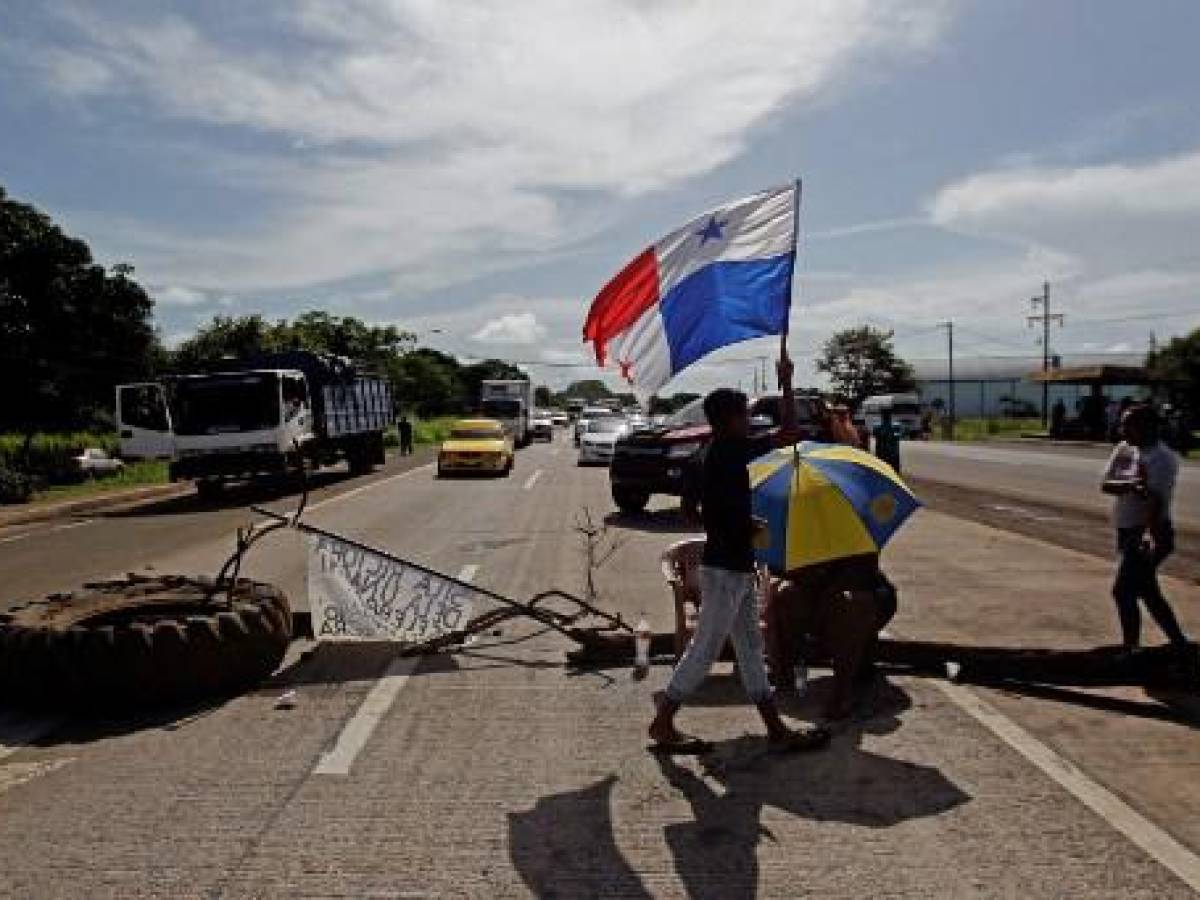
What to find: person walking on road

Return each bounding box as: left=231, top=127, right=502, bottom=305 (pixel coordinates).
left=872, top=409, right=901, bottom=473
left=398, top=415, right=414, bottom=456
left=1101, top=404, right=1189, bottom=654
left=648, top=350, right=830, bottom=755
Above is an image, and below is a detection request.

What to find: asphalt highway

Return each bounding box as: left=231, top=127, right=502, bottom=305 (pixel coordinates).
left=1, top=432, right=1198, bottom=897
left=904, top=440, right=1200, bottom=531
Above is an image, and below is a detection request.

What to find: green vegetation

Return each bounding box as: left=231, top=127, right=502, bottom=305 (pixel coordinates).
left=939, top=417, right=1044, bottom=442
left=816, top=326, right=915, bottom=407
left=34, top=460, right=168, bottom=503
left=412, top=417, right=457, bottom=445
left=0, top=432, right=118, bottom=482
left=384, top=417, right=457, bottom=448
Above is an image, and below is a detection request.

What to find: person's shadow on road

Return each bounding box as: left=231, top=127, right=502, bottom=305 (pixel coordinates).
left=654, top=679, right=969, bottom=899
left=505, top=680, right=968, bottom=899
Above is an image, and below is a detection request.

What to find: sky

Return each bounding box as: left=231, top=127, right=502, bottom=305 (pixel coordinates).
left=2, top=0, right=1199, bottom=393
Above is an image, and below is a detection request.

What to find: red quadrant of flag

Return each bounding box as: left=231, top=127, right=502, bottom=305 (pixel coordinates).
left=581, top=248, right=659, bottom=365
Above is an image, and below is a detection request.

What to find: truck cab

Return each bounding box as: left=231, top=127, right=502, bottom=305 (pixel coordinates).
left=117, top=351, right=391, bottom=496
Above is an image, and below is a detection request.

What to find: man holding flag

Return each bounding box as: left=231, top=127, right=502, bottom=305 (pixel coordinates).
left=584, top=183, right=829, bottom=752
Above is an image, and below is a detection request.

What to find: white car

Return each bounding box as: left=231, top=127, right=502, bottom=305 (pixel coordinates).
left=75, top=448, right=125, bottom=476
left=578, top=417, right=628, bottom=465
left=550, top=411, right=569, bottom=428
left=530, top=412, right=554, bottom=441
left=575, top=406, right=619, bottom=445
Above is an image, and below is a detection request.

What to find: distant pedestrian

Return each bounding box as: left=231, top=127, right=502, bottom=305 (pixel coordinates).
left=649, top=351, right=830, bottom=754
left=1100, top=405, right=1189, bottom=654
left=1051, top=398, right=1066, bottom=437
left=872, top=409, right=901, bottom=473
left=398, top=415, right=414, bottom=456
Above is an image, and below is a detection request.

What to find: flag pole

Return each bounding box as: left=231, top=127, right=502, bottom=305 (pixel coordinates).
left=781, top=177, right=802, bottom=363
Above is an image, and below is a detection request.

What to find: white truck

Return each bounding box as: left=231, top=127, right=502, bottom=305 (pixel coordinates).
left=117, top=351, right=393, bottom=498
left=480, top=379, right=533, bottom=448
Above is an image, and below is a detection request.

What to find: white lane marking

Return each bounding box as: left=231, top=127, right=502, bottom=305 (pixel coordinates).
left=312, top=563, right=478, bottom=777
left=0, top=712, right=63, bottom=762
left=0, top=531, right=35, bottom=545
left=50, top=519, right=92, bottom=533
left=305, top=462, right=433, bottom=513
left=935, top=680, right=1200, bottom=892
left=523, top=469, right=543, bottom=491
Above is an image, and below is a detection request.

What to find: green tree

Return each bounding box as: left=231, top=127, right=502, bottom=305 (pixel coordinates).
left=1147, top=327, right=1200, bottom=415
left=815, top=326, right=915, bottom=407
left=560, top=379, right=614, bottom=402
left=389, top=348, right=465, bottom=417
left=0, top=186, right=158, bottom=440
left=171, top=314, right=279, bottom=370
left=534, top=385, right=553, bottom=408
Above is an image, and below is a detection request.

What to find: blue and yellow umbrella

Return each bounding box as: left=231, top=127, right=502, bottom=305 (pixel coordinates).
left=750, top=442, right=920, bottom=573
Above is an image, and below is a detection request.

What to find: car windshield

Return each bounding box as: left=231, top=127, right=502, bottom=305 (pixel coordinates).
left=481, top=399, right=520, bottom=419
left=664, top=398, right=707, bottom=429
left=588, top=418, right=626, bottom=434
left=450, top=427, right=502, bottom=440
left=172, top=373, right=280, bottom=435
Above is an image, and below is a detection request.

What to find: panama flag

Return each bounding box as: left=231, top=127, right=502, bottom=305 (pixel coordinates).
left=583, top=182, right=799, bottom=395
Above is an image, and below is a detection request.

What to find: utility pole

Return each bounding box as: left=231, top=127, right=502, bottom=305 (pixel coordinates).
left=939, top=321, right=954, bottom=440
left=1027, top=280, right=1062, bottom=429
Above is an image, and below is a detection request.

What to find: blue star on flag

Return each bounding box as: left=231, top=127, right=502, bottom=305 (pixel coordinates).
left=695, top=215, right=726, bottom=245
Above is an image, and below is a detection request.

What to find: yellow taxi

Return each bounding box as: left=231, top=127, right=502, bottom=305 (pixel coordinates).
left=437, top=418, right=514, bottom=477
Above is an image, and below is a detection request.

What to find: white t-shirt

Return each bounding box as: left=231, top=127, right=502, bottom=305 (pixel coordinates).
left=1103, top=440, right=1178, bottom=529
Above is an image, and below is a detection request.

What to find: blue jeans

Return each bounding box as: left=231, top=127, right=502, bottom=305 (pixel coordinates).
left=665, top=565, right=772, bottom=705
left=1113, top=525, right=1186, bottom=648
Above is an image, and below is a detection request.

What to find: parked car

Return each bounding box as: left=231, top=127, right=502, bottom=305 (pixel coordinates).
left=74, top=448, right=125, bottom=477
left=578, top=417, right=629, bottom=466
left=530, top=411, right=554, bottom=442
left=437, top=419, right=514, bottom=477
left=608, top=393, right=831, bottom=513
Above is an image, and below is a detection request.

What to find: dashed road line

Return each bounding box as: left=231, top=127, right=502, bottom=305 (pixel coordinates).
left=0, top=531, right=35, bottom=545
left=523, top=469, right=543, bottom=490
left=312, top=562, right=478, bottom=777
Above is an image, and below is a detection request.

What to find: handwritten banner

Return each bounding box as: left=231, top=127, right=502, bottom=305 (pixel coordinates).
left=308, top=535, right=478, bottom=641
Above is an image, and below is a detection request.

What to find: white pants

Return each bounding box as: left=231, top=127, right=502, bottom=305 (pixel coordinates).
left=665, top=565, right=772, bottom=705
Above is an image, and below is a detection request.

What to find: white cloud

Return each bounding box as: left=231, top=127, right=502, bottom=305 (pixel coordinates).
left=930, top=151, right=1200, bottom=226
left=17, top=0, right=953, bottom=292
left=471, top=312, right=548, bottom=345
left=153, top=285, right=209, bottom=307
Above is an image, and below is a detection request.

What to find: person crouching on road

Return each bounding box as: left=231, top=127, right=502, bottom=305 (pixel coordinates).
left=648, top=351, right=830, bottom=754
left=1101, top=404, right=1189, bottom=655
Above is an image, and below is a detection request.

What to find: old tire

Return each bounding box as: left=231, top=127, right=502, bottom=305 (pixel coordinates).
left=0, top=575, right=291, bottom=711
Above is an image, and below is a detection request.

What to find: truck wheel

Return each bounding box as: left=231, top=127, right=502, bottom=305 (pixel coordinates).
left=611, top=486, right=650, bottom=515
left=0, top=575, right=291, bottom=710
left=195, top=478, right=224, bottom=500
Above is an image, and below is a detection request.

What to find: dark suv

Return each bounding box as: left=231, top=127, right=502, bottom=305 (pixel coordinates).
left=609, top=393, right=830, bottom=514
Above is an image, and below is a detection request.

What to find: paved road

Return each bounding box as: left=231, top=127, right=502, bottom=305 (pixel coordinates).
left=904, top=441, right=1200, bottom=530
left=1, top=432, right=1198, bottom=897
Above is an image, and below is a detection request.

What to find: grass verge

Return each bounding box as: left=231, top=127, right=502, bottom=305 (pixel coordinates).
left=33, top=460, right=170, bottom=503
